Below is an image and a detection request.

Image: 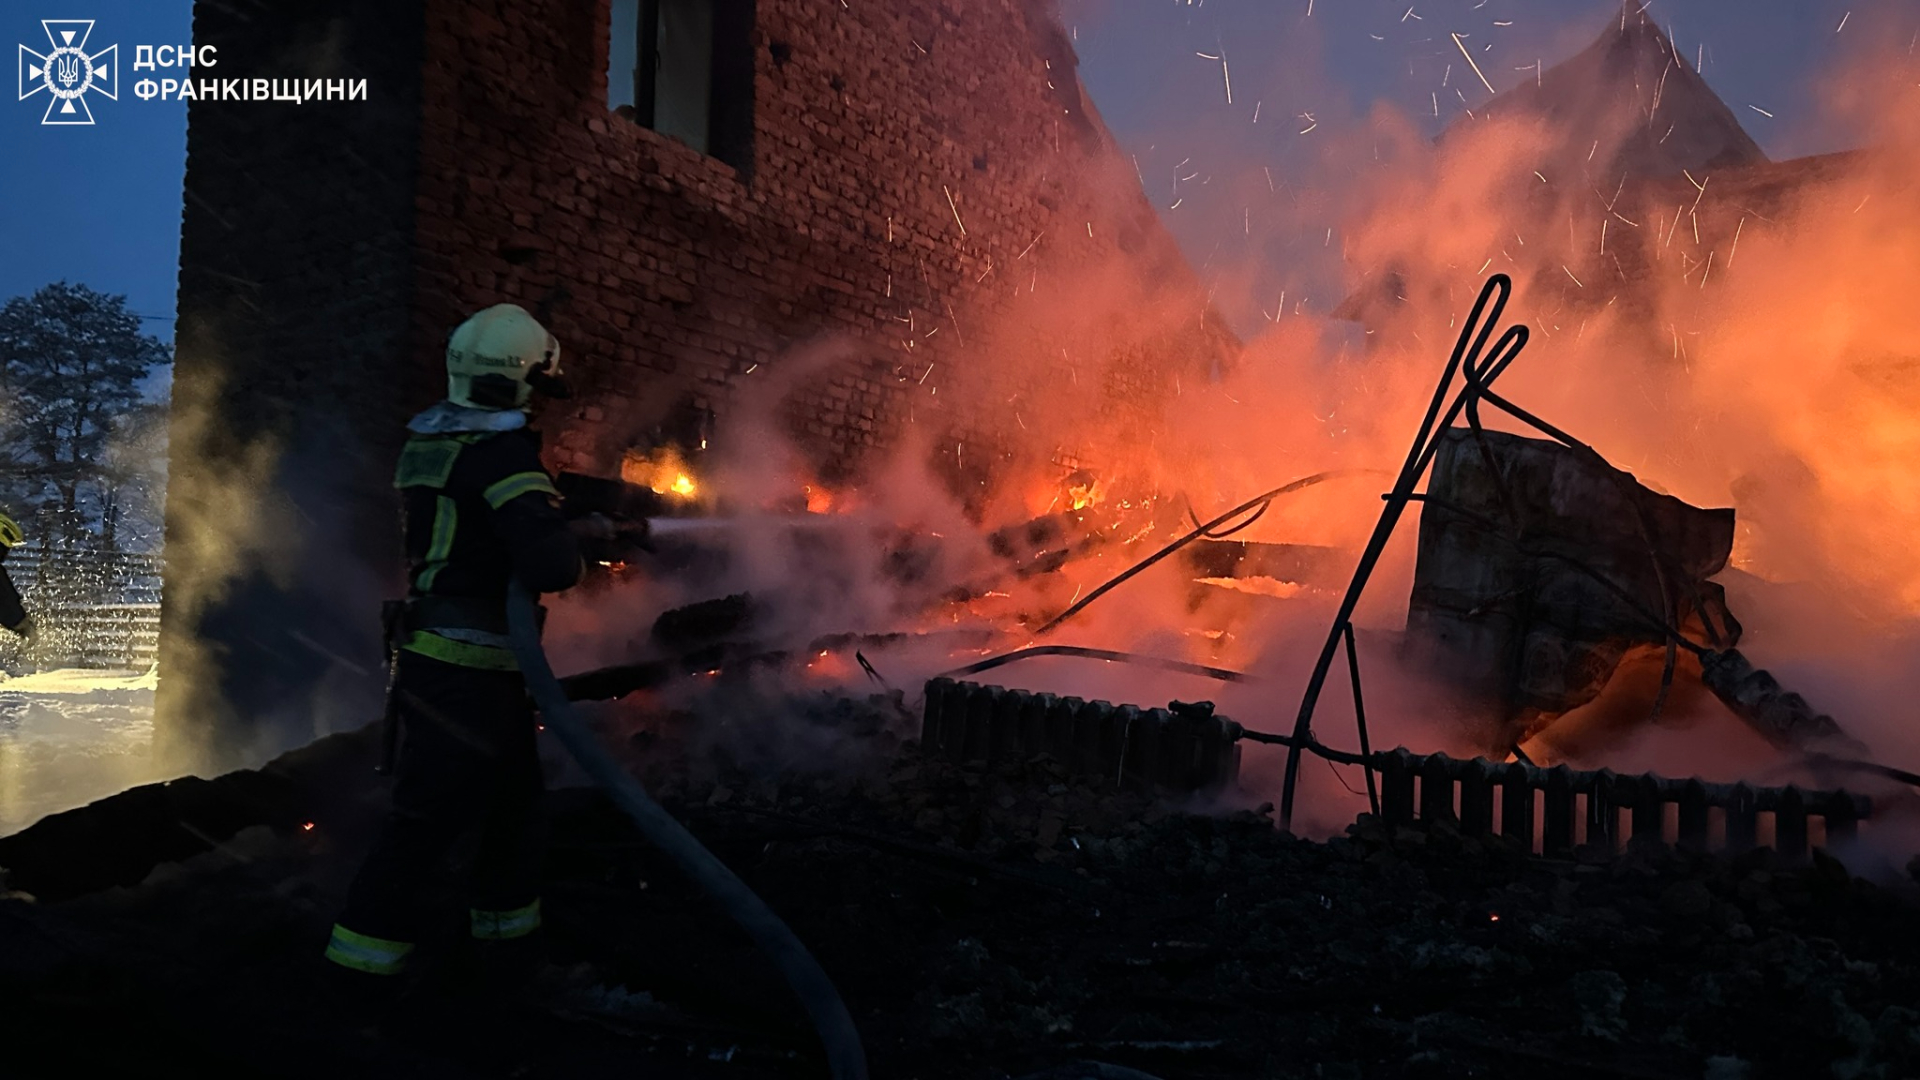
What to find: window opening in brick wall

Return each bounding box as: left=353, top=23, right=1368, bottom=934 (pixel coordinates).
left=608, top=0, right=756, bottom=176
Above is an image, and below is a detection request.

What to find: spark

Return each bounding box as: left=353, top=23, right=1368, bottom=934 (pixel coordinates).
left=1432, top=92, right=1439, bottom=116
left=1563, top=265, right=1584, bottom=289
left=1727, top=217, right=1745, bottom=267
left=1699, top=250, right=1714, bottom=289
left=1837, top=11, right=1850, bottom=32
left=1533, top=170, right=1547, bottom=183
left=1477, top=257, right=1492, bottom=274
left=1306, top=0, right=1312, bottom=14
left=1253, top=100, right=1261, bottom=122
left=1854, top=194, right=1872, bottom=213
left=943, top=186, right=966, bottom=236
left=301, top=822, right=315, bottom=831
left=1747, top=104, right=1774, bottom=118
left=1016, top=232, right=1043, bottom=259
left=1170, top=198, right=1184, bottom=210
left=1402, top=6, right=1420, bottom=22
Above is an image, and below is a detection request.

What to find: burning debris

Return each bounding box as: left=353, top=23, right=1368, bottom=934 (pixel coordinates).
left=1407, top=426, right=1741, bottom=752
left=1406, top=425, right=1859, bottom=760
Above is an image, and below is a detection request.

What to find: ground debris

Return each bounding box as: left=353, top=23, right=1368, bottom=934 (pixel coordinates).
left=2, top=716, right=1919, bottom=1078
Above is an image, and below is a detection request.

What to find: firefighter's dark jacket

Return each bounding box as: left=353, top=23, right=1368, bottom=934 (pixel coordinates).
left=393, top=403, right=581, bottom=671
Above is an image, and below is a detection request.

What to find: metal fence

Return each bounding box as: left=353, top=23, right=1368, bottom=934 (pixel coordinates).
left=4, top=547, right=163, bottom=670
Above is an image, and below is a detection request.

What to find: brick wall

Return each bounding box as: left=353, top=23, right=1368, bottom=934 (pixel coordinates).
left=161, top=0, right=425, bottom=763
left=410, top=0, right=1229, bottom=504
left=165, top=0, right=1227, bottom=754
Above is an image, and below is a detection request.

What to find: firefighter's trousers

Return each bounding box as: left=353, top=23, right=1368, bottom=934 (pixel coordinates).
left=325, top=650, right=545, bottom=976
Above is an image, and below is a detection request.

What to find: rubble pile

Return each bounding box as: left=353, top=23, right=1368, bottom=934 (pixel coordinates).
left=1406, top=429, right=1858, bottom=760
left=3, top=705, right=1920, bottom=1079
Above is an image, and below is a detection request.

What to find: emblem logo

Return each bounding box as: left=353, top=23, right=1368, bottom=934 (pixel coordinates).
left=18, top=20, right=118, bottom=125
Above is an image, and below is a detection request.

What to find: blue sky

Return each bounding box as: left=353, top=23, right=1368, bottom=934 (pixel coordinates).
left=0, top=0, right=1902, bottom=344
left=3, top=2, right=190, bottom=342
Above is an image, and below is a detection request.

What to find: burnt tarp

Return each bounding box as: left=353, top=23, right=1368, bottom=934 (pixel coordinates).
left=1406, top=429, right=1738, bottom=750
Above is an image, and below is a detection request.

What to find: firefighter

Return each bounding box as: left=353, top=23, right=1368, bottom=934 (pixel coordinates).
left=0, top=510, right=33, bottom=646
left=324, top=304, right=641, bottom=996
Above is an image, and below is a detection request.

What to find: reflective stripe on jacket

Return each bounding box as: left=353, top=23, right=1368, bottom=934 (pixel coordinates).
left=392, top=412, right=582, bottom=670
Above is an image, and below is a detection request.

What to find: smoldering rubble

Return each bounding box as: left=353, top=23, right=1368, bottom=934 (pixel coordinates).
left=3, top=696, right=1920, bottom=1080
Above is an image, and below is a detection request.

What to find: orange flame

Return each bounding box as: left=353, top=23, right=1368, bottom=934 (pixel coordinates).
left=622, top=446, right=700, bottom=500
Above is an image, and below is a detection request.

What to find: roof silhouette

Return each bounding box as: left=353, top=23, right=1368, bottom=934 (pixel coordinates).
left=1447, top=2, right=1767, bottom=184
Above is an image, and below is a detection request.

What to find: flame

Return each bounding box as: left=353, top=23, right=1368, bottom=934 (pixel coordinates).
left=622, top=446, right=700, bottom=500
left=804, top=649, right=854, bottom=681
left=1065, top=470, right=1102, bottom=511
left=1194, top=576, right=1306, bottom=600
left=804, top=484, right=834, bottom=514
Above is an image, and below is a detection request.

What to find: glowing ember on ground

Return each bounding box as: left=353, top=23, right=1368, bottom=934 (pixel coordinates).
left=1193, top=576, right=1307, bottom=600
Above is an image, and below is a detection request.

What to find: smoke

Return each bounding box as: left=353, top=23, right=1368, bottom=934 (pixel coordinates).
left=1091, top=5, right=1920, bottom=849
left=148, top=361, right=298, bottom=772
left=530, top=2, right=1920, bottom=859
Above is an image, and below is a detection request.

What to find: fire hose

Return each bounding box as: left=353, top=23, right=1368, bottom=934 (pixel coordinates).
left=504, top=579, right=868, bottom=1080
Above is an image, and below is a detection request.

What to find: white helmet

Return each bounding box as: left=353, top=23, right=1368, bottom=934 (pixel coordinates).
left=445, top=304, right=564, bottom=410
